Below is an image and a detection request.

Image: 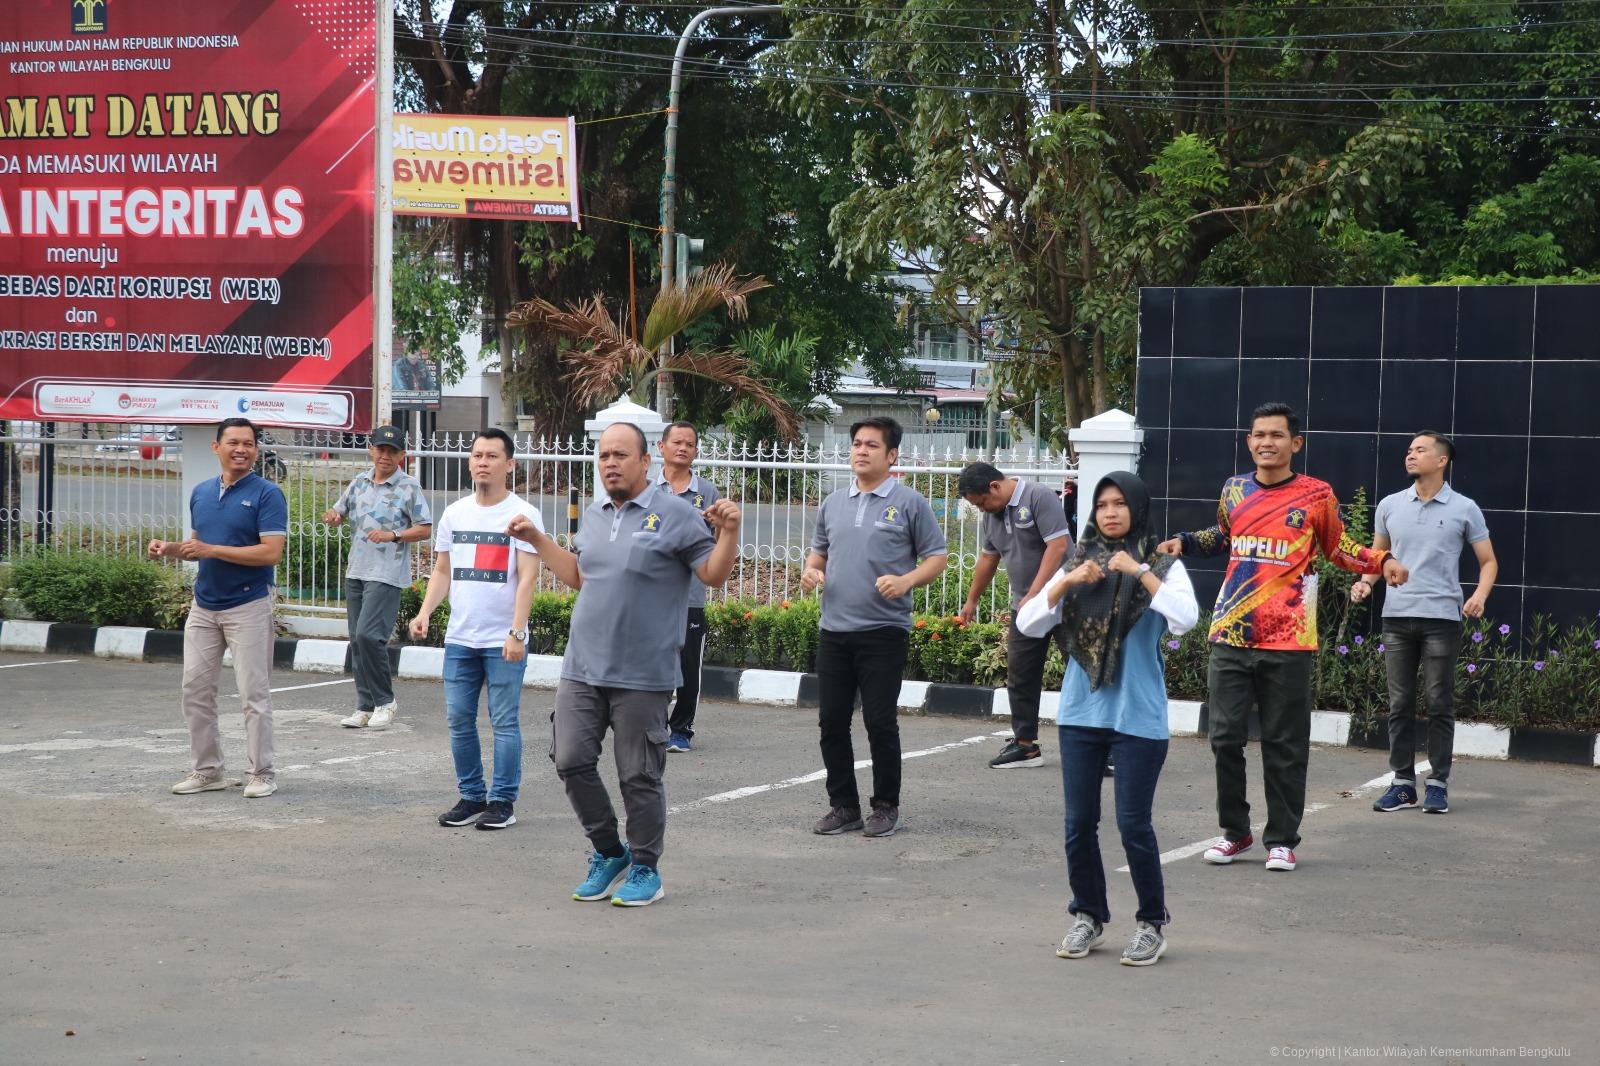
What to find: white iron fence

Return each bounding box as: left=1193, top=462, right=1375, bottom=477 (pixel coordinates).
left=0, top=426, right=1077, bottom=621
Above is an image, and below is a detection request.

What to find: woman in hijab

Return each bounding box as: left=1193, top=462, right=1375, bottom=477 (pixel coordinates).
left=1017, top=470, right=1198, bottom=966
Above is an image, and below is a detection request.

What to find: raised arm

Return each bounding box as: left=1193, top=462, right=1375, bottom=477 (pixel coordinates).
left=507, top=514, right=581, bottom=591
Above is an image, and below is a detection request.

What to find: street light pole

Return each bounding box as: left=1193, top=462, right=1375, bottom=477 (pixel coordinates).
left=656, top=3, right=782, bottom=417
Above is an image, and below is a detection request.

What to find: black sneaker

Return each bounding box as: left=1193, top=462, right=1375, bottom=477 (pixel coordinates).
left=1104, top=752, right=1115, bottom=778
left=812, top=806, right=863, bottom=835
left=989, top=739, right=1043, bottom=769
left=862, top=802, right=900, bottom=837
left=438, top=798, right=487, bottom=827
left=475, top=800, right=516, bottom=830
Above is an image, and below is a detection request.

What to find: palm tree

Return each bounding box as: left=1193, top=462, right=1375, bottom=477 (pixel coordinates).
left=509, top=264, right=800, bottom=439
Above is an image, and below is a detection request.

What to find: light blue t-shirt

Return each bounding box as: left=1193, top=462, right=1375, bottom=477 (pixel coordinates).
left=1056, top=606, right=1175, bottom=741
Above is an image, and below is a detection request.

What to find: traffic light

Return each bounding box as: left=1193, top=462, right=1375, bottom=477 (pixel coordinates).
left=674, top=233, right=705, bottom=287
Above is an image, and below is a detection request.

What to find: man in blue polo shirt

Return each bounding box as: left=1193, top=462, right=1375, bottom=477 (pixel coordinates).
left=149, top=418, right=288, bottom=799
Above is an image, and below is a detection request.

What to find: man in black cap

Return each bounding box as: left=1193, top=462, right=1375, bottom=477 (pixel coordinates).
left=323, top=424, right=433, bottom=729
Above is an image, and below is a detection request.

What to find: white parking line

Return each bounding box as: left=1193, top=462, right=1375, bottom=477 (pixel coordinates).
left=269, top=679, right=356, bottom=694
left=0, top=659, right=79, bottom=670
left=1115, top=760, right=1434, bottom=872
left=671, top=730, right=1010, bottom=814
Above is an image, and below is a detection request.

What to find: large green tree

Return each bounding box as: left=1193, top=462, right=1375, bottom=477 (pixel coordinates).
left=393, top=1, right=906, bottom=437
left=771, top=0, right=1597, bottom=438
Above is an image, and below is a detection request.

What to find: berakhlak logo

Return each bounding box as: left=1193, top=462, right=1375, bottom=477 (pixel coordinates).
left=71, top=0, right=107, bottom=34
left=641, top=512, right=663, bottom=532
left=880, top=504, right=899, bottom=523
left=1286, top=508, right=1306, bottom=529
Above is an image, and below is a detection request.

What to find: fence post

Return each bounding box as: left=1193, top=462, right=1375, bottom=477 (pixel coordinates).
left=1067, top=409, right=1143, bottom=534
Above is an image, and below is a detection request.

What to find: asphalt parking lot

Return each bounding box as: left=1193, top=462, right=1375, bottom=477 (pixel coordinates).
left=1, top=652, right=1594, bottom=1065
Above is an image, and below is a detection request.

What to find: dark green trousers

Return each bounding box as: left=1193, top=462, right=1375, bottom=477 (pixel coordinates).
left=1207, top=644, right=1315, bottom=850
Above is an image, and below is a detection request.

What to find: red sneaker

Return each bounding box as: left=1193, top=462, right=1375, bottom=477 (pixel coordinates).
left=1265, top=846, right=1298, bottom=871
left=1202, top=834, right=1254, bottom=864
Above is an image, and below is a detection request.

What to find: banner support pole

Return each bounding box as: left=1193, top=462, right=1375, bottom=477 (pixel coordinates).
left=373, top=0, right=395, bottom=433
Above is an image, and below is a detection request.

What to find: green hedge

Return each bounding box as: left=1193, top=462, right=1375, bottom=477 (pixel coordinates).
left=16, top=550, right=1598, bottom=732
left=11, top=551, right=190, bottom=629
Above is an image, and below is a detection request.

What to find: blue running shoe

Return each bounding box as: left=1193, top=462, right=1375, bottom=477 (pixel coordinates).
left=1373, top=782, right=1419, bottom=812
left=1423, top=781, right=1449, bottom=814
left=573, top=846, right=631, bottom=901
left=666, top=732, right=691, bottom=753
left=611, top=864, right=663, bottom=907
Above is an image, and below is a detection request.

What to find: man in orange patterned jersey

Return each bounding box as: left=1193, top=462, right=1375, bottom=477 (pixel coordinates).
left=1158, top=402, right=1408, bottom=873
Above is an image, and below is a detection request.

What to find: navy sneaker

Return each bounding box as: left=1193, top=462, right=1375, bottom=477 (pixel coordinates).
left=573, top=846, right=632, bottom=901
left=666, top=732, right=691, bottom=753
left=1423, top=781, right=1449, bottom=814
left=1373, top=783, right=1419, bottom=812
left=438, top=798, right=487, bottom=826
left=475, top=800, right=516, bottom=830
left=611, top=864, right=663, bottom=907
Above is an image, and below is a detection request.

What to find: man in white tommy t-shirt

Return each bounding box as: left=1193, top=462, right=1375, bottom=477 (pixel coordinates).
left=410, top=429, right=542, bottom=832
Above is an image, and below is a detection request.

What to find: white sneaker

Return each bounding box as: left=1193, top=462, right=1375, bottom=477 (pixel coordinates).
left=243, top=775, right=277, bottom=799
left=367, top=703, right=396, bottom=730
left=171, top=771, right=228, bottom=795
left=340, top=710, right=371, bottom=729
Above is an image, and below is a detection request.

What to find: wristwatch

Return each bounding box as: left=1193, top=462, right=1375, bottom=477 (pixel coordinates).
left=1137, top=563, right=1152, bottom=575
left=509, top=628, right=527, bottom=642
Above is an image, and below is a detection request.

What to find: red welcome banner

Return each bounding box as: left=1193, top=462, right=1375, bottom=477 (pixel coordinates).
left=0, top=0, right=377, bottom=432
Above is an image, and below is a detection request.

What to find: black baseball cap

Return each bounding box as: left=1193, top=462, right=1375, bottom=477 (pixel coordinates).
left=370, top=425, right=404, bottom=449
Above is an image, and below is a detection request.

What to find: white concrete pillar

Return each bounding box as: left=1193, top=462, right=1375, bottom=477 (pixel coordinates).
left=1067, top=408, right=1144, bottom=534
left=584, top=395, right=669, bottom=482
left=179, top=423, right=216, bottom=538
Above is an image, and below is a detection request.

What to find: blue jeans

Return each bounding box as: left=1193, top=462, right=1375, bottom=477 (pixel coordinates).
left=443, top=643, right=526, bottom=803
left=1059, top=725, right=1170, bottom=927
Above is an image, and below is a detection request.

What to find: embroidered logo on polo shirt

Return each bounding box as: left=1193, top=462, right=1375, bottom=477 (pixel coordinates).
left=692, top=493, right=705, bottom=508
left=1016, top=505, right=1033, bottom=527
left=640, top=512, right=663, bottom=533
left=880, top=504, right=899, bottom=524
left=242, top=500, right=252, bottom=508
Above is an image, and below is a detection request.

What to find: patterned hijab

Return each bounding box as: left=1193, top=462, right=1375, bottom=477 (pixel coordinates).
left=1057, top=470, right=1175, bottom=691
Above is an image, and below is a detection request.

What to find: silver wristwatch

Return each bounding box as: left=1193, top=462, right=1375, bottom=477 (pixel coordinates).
left=509, top=628, right=527, bottom=642
left=1137, top=563, right=1152, bottom=576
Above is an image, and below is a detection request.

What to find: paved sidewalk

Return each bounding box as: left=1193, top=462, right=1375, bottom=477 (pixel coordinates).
left=0, top=653, right=1593, bottom=1064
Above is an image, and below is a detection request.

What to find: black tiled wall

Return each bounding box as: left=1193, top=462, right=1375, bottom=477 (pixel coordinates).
left=1135, top=285, right=1600, bottom=632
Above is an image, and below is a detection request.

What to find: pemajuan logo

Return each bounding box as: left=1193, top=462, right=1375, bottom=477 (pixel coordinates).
left=71, top=0, right=107, bottom=35
left=237, top=397, right=252, bottom=413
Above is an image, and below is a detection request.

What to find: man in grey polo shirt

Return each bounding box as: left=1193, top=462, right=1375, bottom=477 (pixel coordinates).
left=801, top=416, right=948, bottom=839
left=506, top=422, right=741, bottom=907
left=654, top=420, right=722, bottom=753
left=958, top=461, right=1073, bottom=768
left=322, top=424, right=433, bottom=730
left=1354, top=432, right=1496, bottom=815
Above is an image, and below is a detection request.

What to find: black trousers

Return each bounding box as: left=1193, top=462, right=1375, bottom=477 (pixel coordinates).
left=816, top=626, right=910, bottom=809
left=1207, top=644, right=1315, bottom=850
left=1382, top=617, right=1463, bottom=783
left=1006, top=618, right=1060, bottom=743
left=667, top=607, right=707, bottom=739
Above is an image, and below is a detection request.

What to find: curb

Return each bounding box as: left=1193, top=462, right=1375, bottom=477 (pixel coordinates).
left=4, top=619, right=1596, bottom=768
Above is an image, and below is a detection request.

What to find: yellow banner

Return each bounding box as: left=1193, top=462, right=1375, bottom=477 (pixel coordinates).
left=392, top=114, right=579, bottom=222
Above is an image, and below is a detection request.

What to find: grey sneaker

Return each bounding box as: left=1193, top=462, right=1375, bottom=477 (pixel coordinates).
left=171, top=771, right=228, bottom=795
left=1056, top=914, right=1105, bottom=959
left=813, top=806, right=863, bottom=835
left=862, top=802, right=900, bottom=838
left=242, top=774, right=277, bottom=799
left=1120, top=921, right=1167, bottom=967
